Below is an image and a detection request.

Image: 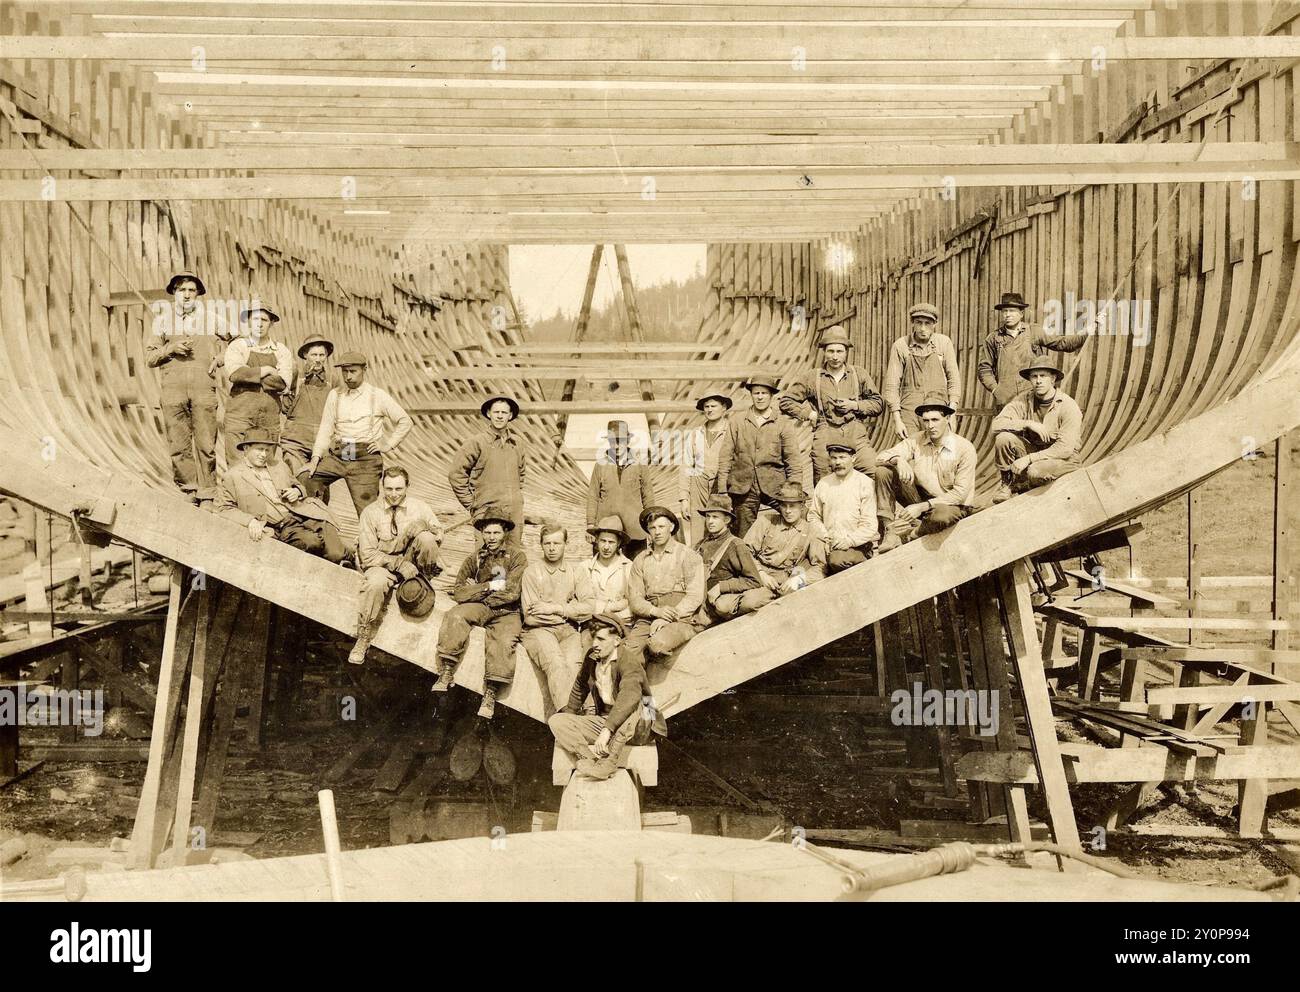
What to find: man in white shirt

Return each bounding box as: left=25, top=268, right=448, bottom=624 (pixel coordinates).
left=521, top=523, right=595, bottom=714
left=222, top=305, right=295, bottom=462
left=582, top=515, right=634, bottom=629
left=809, top=441, right=878, bottom=574
left=301, top=351, right=413, bottom=516
left=874, top=392, right=978, bottom=552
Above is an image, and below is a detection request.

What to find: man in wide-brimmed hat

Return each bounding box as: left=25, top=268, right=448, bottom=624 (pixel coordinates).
left=348, top=465, right=442, bottom=665
left=622, top=506, right=706, bottom=669
left=874, top=391, right=979, bottom=550
left=521, top=521, right=596, bottom=714
left=717, top=373, right=802, bottom=538
left=145, top=269, right=236, bottom=501
left=280, top=334, right=337, bottom=500
left=990, top=354, right=1084, bottom=502
left=548, top=613, right=666, bottom=782
left=734, top=482, right=825, bottom=613
left=222, top=304, right=296, bottom=462
left=882, top=303, right=961, bottom=442
left=303, top=351, right=413, bottom=517
left=449, top=394, right=525, bottom=547
left=581, top=515, right=635, bottom=629
left=809, top=441, right=878, bottom=574
left=779, top=324, right=885, bottom=485
left=692, top=494, right=763, bottom=628
left=213, top=428, right=348, bottom=564
left=977, top=291, right=1088, bottom=407
left=679, top=390, right=734, bottom=544
left=434, top=513, right=529, bottom=719
left=586, top=418, right=656, bottom=558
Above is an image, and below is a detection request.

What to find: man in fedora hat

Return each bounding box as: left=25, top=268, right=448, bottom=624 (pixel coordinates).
left=717, top=373, right=802, bottom=538
left=222, top=305, right=295, bottom=462
left=693, top=494, right=763, bottom=628
left=586, top=419, right=656, bottom=559
left=736, top=482, right=825, bottom=612
left=883, top=303, right=961, bottom=441
left=303, top=351, right=412, bottom=517
left=623, top=506, right=705, bottom=669
left=991, top=355, right=1084, bottom=502
left=978, top=291, right=1088, bottom=407
left=280, top=334, right=337, bottom=500
left=450, top=395, right=525, bottom=548
left=549, top=613, right=666, bottom=782
left=521, top=522, right=596, bottom=714
left=809, top=441, right=878, bottom=574
left=349, top=466, right=443, bottom=665
left=213, top=428, right=348, bottom=564
left=581, top=515, right=635, bottom=629
left=679, top=391, right=733, bottom=545
left=145, top=270, right=236, bottom=501
left=780, top=324, right=885, bottom=485
left=434, top=513, right=529, bottom=719
left=874, top=391, right=978, bottom=550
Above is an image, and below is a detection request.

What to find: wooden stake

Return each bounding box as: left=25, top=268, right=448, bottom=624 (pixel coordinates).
left=317, top=789, right=346, bottom=902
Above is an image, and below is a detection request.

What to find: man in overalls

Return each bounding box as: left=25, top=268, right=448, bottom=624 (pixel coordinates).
left=144, top=270, right=235, bottom=501
left=222, top=305, right=295, bottom=463
left=779, top=324, right=885, bottom=485
left=882, top=303, right=962, bottom=441
left=977, top=291, right=1089, bottom=408
left=280, top=334, right=336, bottom=501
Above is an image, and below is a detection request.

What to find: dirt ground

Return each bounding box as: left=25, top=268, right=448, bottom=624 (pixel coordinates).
left=2, top=445, right=1298, bottom=896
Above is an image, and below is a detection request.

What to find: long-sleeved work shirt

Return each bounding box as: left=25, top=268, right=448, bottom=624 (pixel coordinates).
left=882, top=332, right=961, bottom=414
left=780, top=365, right=885, bottom=426
left=992, top=390, right=1084, bottom=464
left=629, top=541, right=705, bottom=619
left=449, top=546, right=529, bottom=616
left=877, top=430, right=979, bottom=508
left=716, top=409, right=802, bottom=496
left=312, top=381, right=413, bottom=458
left=562, top=649, right=662, bottom=737
left=449, top=428, right=525, bottom=518
left=587, top=458, right=656, bottom=541
left=281, top=366, right=336, bottom=450
left=223, top=337, right=295, bottom=396
left=356, top=496, right=442, bottom=571
left=695, top=531, right=762, bottom=595
left=522, top=560, right=596, bottom=627
left=977, top=325, right=1088, bottom=405
left=810, top=470, right=879, bottom=549
left=678, top=420, right=730, bottom=503
left=581, top=554, right=634, bottom=625
left=744, top=513, right=825, bottom=578
left=144, top=304, right=235, bottom=391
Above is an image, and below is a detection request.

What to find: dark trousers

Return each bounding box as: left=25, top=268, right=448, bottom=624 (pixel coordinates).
left=161, top=384, right=219, bottom=498
left=223, top=392, right=282, bottom=464
left=811, top=421, right=876, bottom=485
left=275, top=517, right=347, bottom=563
left=280, top=439, right=329, bottom=502
left=436, top=604, right=523, bottom=685
left=310, top=450, right=383, bottom=516
left=873, top=464, right=973, bottom=536
left=826, top=545, right=873, bottom=574
left=729, top=485, right=774, bottom=539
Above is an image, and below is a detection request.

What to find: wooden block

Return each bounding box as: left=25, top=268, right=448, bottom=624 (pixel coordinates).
left=556, top=769, right=641, bottom=832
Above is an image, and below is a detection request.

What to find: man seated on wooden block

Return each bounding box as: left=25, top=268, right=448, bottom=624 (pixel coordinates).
left=873, top=391, right=978, bottom=552
left=808, top=441, right=879, bottom=574
left=521, top=521, right=596, bottom=714
left=549, top=613, right=666, bottom=781
left=214, top=429, right=350, bottom=565
left=693, top=494, right=763, bottom=627
left=622, top=507, right=706, bottom=669
left=734, top=482, right=825, bottom=612
left=991, top=354, right=1084, bottom=503
left=433, top=514, right=528, bottom=719
left=349, top=466, right=443, bottom=665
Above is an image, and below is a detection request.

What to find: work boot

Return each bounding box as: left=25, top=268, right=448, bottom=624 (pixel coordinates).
left=575, top=755, right=618, bottom=781
left=432, top=661, right=457, bottom=692
left=876, top=527, right=902, bottom=554
left=991, top=474, right=1014, bottom=505
left=347, top=621, right=372, bottom=665
left=477, top=683, right=498, bottom=720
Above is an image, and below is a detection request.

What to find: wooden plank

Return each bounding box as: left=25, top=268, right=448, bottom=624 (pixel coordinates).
left=169, top=586, right=211, bottom=864
left=1146, top=684, right=1300, bottom=705
left=957, top=745, right=1300, bottom=784
left=1276, top=433, right=1295, bottom=651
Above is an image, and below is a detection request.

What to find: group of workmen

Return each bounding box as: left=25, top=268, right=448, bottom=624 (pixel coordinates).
left=152, top=269, right=1089, bottom=780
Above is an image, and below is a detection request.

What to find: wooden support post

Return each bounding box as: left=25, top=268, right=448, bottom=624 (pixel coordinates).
left=918, top=597, right=959, bottom=797
left=194, top=591, right=255, bottom=836
left=998, top=560, right=1083, bottom=864
left=169, top=585, right=211, bottom=865
left=1188, top=489, right=1201, bottom=646
left=978, top=575, right=1018, bottom=823
left=555, top=243, right=603, bottom=439
left=958, top=581, right=1000, bottom=823
left=1274, top=433, right=1294, bottom=654
left=1237, top=696, right=1269, bottom=838
left=612, top=242, right=660, bottom=432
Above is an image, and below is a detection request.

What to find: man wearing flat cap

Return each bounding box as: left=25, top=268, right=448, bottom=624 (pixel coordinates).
left=145, top=270, right=236, bottom=501
left=280, top=334, right=337, bottom=501
left=586, top=419, right=656, bottom=559
left=679, top=391, right=733, bottom=545
left=717, top=374, right=803, bottom=539
left=222, top=304, right=296, bottom=462
left=304, top=351, right=413, bottom=517
left=622, top=506, right=706, bottom=670
left=450, top=394, right=525, bottom=548
left=809, top=440, right=879, bottom=573
left=978, top=292, right=1088, bottom=407
left=434, top=513, right=529, bottom=719
left=874, top=391, right=978, bottom=551
left=693, top=495, right=763, bottom=628
left=348, top=466, right=443, bottom=666
left=882, top=303, right=961, bottom=442
left=780, top=324, right=885, bottom=485
left=990, top=354, right=1084, bottom=502
left=549, top=613, right=666, bottom=782
left=213, top=428, right=349, bottom=564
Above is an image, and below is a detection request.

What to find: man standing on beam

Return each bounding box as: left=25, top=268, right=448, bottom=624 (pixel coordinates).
left=280, top=334, right=337, bottom=501
left=302, top=351, right=413, bottom=518
left=679, top=391, right=733, bottom=545
left=977, top=291, right=1088, bottom=408
left=716, top=374, right=802, bottom=538
left=780, top=325, right=885, bottom=485
left=587, top=419, right=657, bottom=559
left=881, top=303, right=961, bottom=442
left=222, top=304, right=295, bottom=463
left=450, top=394, right=525, bottom=548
